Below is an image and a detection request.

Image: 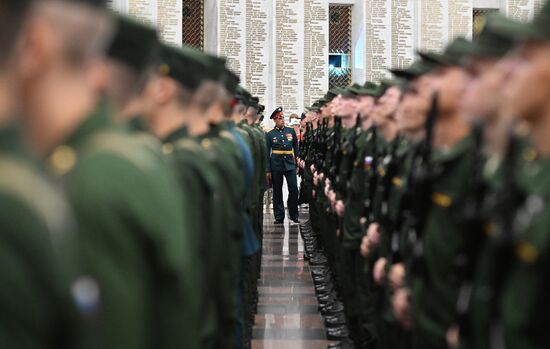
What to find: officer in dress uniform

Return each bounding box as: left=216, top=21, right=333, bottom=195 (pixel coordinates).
left=266, top=107, right=300, bottom=224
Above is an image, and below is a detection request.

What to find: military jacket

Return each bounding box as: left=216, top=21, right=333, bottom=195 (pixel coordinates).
left=501, top=153, right=550, bottom=349
left=54, top=101, right=200, bottom=349
left=0, top=125, right=80, bottom=349
left=411, top=134, right=476, bottom=348
left=162, top=127, right=231, bottom=349
left=266, top=126, right=298, bottom=172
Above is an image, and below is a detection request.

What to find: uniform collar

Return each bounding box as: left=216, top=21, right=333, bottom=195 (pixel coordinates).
left=61, top=97, right=114, bottom=150
left=126, top=115, right=152, bottom=134
left=163, top=126, right=189, bottom=144
left=0, top=121, right=25, bottom=156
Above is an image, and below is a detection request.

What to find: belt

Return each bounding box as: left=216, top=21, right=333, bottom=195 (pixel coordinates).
left=272, top=150, right=294, bottom=155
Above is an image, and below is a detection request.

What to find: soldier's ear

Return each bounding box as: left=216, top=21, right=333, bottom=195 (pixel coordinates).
left=153, top=77, right=176, bottom=105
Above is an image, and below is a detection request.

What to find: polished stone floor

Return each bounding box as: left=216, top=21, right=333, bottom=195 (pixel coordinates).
left=252, top=209, right=334, bottom=349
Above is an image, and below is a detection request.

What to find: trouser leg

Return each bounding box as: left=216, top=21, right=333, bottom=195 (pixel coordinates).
left=284, top=170, right=299, bottom=220
left=272, top=171, right=285, bottom=221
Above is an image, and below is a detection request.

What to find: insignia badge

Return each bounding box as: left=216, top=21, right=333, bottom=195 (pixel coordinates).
left=364, top=156, right=373, bottom=170
left=286, top=133, right=293, bottom=141
left=272, top=137, right=277, bottom=143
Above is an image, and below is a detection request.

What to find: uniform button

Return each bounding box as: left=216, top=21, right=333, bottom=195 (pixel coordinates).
left=50, top=145, right=77, bottom=175
left=162, top=144, right=174, bottom=155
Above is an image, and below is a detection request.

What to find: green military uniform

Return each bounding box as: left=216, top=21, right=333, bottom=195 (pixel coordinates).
left=52, top=100, right=200, bottom=349
left=163, top=127, right=230, bottom=349
left=410, top=135, right=476, bottom=349
left=0, top=125, right=80, bottom=348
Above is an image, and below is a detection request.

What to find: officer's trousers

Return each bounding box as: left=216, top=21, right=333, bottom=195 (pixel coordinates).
left=272, top=169, right=299, bottom=221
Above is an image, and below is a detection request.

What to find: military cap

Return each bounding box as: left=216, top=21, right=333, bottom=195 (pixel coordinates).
left=106, top=15, right=158, bottom=73
left=492, top=1, right=550, bottom=41
left=349, top=81, right=379, bottom=96
left=222, top=69, right=240, bottom=95
left=270, top=107, right=284, bottom=120
left=390, top=59, right=437, bottom=80
left=179, top=45, right=226, bottom=82
left=235, top=85, right=254, bottom=106
left=418, top=37, right=472, bottom=67
left=157, top=44, right=202, bottom=91
left=63, top=0, right=107, bottom=7
left=306, top=101, right=321, bottom=112
left=460, top=14, right=516, bottom=59
left=323, top=89, right=338, bottom=102
left=339, top=86, right=359, bottom=98
left=376, top=79, right=405, bottom=97
left=249, top=97, right=260, bottom=110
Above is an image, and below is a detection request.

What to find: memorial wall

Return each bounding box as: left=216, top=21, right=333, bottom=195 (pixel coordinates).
left=107, top=0, right=182, bottom=45
left=214, top=0, right=329, bottom=117
left=107, top=0, right=546, bottom=115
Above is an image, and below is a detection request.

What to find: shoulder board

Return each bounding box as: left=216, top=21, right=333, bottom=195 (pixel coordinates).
left=173, top=138, right=203, bottom=153
left=220, top=130, right=236, bottom=141
left=0, top=154, right=73, bottom=236
left=85, top=131, right=156, bottom=173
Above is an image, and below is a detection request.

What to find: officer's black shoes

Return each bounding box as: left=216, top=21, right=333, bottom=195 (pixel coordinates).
left=274, top=220, right=283, bottom=224
left=324, top=312, right=347, bottom=327
left=311, top=266, right=330, bottom=276
left=315, top=281, right=334, bottom=293
left=321, top=301, right=345, bottom=315
left=326, top=325, right=350, bottom=340
left=328, top=338, right=355, bottom=349
left=310, top=254, right=328, bottom=265
left=318, top=292, right=336, bottom=304
left=291, top=218, right=300, bottom=224
left=313, top=274, right=330, bottom=284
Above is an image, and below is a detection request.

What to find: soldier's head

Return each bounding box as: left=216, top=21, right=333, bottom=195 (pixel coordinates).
left=460, top=14, right=516, bottom=123
left=373, top=82, right=401, bottom=126
left=140, top=44, right=210, bottom=137
left=0, top=0, right=33, bottom=124
left=104, top=15, right=159, bottom=120
left=396, top=77, right=434, bottom=140
left=18, top=0, right=113, bottom=155
left=271, top=107, right=285, bottom=128
left=497, top=2, right=550, bottom=124
left=244, top=97, right=260, bottom=123
left=420, top=38, right=471, bottom=118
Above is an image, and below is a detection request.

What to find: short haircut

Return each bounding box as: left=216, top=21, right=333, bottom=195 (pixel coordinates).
left=0, top=0, right=32, bottom=65
left=32, top=0, right=113, bottom=67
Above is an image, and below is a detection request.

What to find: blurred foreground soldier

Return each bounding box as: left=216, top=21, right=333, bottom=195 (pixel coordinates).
left=0, top=0, right=82, bottom=347
left=266, top=107, right=300, bottom=224
left=489, top=3, right=550, bottom=348
left=103, top=19, right=202, bottom=349
left=18, top=1, right=200, bottom=348
left=140, top=43, right=233, bottom=349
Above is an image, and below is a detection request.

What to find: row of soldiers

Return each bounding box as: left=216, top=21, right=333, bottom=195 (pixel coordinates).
left=0, top=0, right=268, bottom=348
left=298, top=6, right=550, bottom=349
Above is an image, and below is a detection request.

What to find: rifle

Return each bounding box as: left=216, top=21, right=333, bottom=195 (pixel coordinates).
left=361, top=123, right=379, bottom=227
left=374, top=135, right=402, bottom=258
left=329, top=116, right=343, bottom=188
left=487, top=125, right=525, bottom=349
left=408, top=92, right=439, bottom=279
left=340, top=113, right=362, bottom=194
left=455, top=121, right=488, bottom=331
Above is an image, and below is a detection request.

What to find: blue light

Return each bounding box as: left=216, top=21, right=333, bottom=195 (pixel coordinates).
left=329, top=64, right=335, bottom=70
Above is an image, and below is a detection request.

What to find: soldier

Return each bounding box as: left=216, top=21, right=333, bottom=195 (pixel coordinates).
left=266, top=107, right=300, bottom=224
left=0, top=0, right=84, bottom=347
left=17, top=1, right=201, bottom=348
left=489, top=3, right=550, bottom=348
left=133, top=42, right=235, bottom=349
